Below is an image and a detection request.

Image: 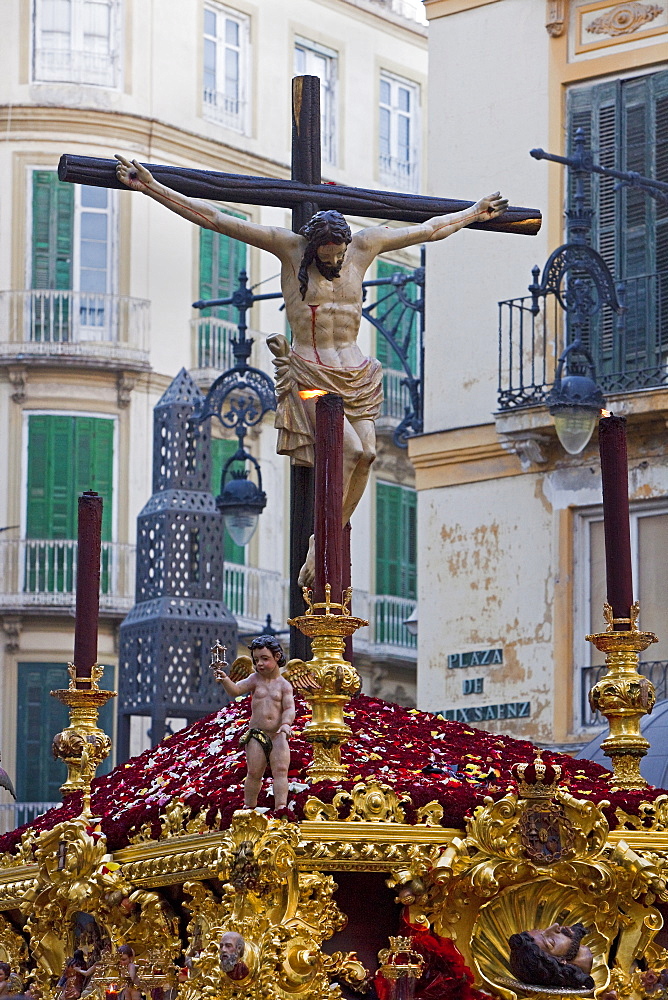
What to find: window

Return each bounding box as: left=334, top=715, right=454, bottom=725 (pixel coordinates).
left=16, top=662, right=114, bottom=802
left=575, top=503, right=668, bottom=724
left=203, top=4, right=250, bottom=132
left=567, top=71, right=668, bottom=381
left=33, top=0, right=121, bottom=87
left=30, top=170, right=116, bottom=342
left=379, top=71, right=420, bottom=192
left=294, top=38, right=338, bottom=166
left=376, top=482, right=416, bottom=599
left=197, top=222, right=247, bottom=369
left=24, top=415, right=114, bottom=595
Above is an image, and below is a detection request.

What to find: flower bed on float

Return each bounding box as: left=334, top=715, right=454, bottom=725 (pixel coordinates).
left=1, top=694, right=665, bottom=855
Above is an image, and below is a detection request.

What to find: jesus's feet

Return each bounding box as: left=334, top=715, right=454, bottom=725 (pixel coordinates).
left=297, top=534, right=316, bottom=589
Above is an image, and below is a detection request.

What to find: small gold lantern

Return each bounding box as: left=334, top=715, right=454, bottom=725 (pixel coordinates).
left=377, top=937, right=425, bottom=1000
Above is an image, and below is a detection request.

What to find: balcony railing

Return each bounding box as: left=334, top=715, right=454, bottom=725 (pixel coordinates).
left=0, top=539, right=135, bottom=614
left=224, top=562, right=289, bottom=630
left=354, top=592, right=417, bottom=655
left=202, top=89, right=247, bottom=132
left=580, top=660, right=668, bottom=728
left=0, top=291, right=150, bottom=365
left=498, top=270, right=668, bottom=410
left=381, top=368, right=411, bottom=422
left=0, top=801, right=59, bottom=836
left=33, top=47, right=120, bottom=88
left=379, top=155, right=419, bottom=194
left=193, top=316, right=236, bottom=371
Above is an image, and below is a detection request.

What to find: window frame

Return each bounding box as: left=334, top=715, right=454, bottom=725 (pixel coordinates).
left=378, top=70, right=421, bottom=193
left=202, top=2, right=251, bottom=135
left=293, top=36, right=338, bottom=167
left=32, top=0, right=122, bottom=88
left=573, top=498, right=668, bottom=725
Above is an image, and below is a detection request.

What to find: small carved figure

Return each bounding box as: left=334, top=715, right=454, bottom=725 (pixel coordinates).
left=212, top=636, right=296, bottom=809
left=116, top=946, right=140, bottom=1000
left=508, top=923, right=594, bottom=990
left=56, top=951, right=94, bottom=1000
left=219, top=932, right=249, bottom=981
left=0, top=963, right=22, bottom=998
left=115, top=153, right=507, bottom=585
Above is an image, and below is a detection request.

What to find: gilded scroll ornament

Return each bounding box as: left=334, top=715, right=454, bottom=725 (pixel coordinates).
left=587, top=2, right=664, bottom=36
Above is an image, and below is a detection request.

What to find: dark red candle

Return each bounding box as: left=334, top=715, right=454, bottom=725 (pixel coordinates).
left=598, top=414, right=634, bottom=628
left=314, top=393, right=344, bottom=608
left=73, top=490, right=103, bottom=684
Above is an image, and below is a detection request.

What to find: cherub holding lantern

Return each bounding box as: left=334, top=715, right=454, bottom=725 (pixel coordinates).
left=210, top=636, right=318, bottom=810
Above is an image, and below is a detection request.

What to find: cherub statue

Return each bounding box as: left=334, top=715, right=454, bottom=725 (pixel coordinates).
left=210, top=636, right=318, bottom=809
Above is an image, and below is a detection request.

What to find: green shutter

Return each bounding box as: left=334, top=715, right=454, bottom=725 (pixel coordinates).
left=211, top=437, right=246, bottom=565
left=31, top=170, right=74, bottom=291
left=16, top=662, right=114, bottom=802
left=375, top=482, right=416, bottom=599
left=27, top=415, right=114, bottom=540
left=199, top=214, right=248, bottom=320
left=375, top=258, right=418, bottom=370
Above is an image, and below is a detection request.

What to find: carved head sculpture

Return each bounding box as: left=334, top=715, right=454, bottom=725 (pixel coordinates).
left=297, top=210, right=353, bottom=297
left=249, top=635, right=286, bottom=670
left=219, top=931, right=249, bottom=979
left=508, top=924, right=594, bottom=991
left=0, top=963, right=10, bottom=983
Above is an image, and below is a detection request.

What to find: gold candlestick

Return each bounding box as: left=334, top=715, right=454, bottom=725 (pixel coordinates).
left=587, top=602, right=657, bottom=789
left=51, top=663, right=116, bottom=805
left=289, top=584, right=366, bottom=782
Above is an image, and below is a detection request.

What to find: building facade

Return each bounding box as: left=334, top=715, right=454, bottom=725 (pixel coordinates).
left=0, top=0, right=427, bottom=825
left=411, top=0, right=667, bottom=751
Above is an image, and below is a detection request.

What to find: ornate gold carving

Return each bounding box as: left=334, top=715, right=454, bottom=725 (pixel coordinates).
left=546, top=0, right=566, bottom=35
left=615, top=795, right=668, bottom=832
left=321, top=952, right=370, bottom=992
left=0, top=913, right=29, bottom=966
left=587, top=2, right=664, bottom=35
left=50, top=664, right=116, bottom=798
left=587, top=603, right=658, bottom=789
left=180, top=810, right=349, bottom=1000
left=303, top=779, right=411, bottom=823
left=288, top=583, right=366, bottom=782
left=378, top=937, right=425, bottom=980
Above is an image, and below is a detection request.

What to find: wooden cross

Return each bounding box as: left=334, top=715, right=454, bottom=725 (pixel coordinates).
left=58, top=77, right=541, bottom=660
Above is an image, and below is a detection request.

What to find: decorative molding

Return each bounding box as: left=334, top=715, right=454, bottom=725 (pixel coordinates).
left=586, top=1, right=664, bottom=35
left=117, top=371, right=138, bottom=408
left=7, top=366, right=26, bottom=404
left=2, top=616, right=22, bottom=653
left=546, top=0, right=567, bottom=35
left=499, top=433, right=551, bottom=471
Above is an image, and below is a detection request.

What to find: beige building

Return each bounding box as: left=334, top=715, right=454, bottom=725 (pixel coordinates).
left=0, top=0, right=427, bottom=826
left=411, top=0, right=667, bottom=751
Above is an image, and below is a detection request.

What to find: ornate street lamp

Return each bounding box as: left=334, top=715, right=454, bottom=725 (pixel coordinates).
left=192, top=270, right=276, bottom=546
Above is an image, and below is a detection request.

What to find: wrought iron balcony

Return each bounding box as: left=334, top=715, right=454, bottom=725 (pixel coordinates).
left=33, top=47, right=121, bottom=88
left=354, top=592, right=417, bottom=657
left=223, top=562, right=289, bottom=633
left=0, top=290, right=150, bottom=368
left=0, top=538, right=135, bottom=615
left=498, top=269, right=668, bottom=410
left=379, top=368, right=413, bottom=423
left=580, top=659, right=668, bottom=728
left=0, top=801, right=59, bottom=836
left=378, top=154, right=419, bottom=194
left=202, top=89, right=247, bottom=132
left=193, top=315, right=237, bottom=371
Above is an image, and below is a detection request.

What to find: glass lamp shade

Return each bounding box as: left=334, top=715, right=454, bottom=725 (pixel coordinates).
left=552, top=406, right=598, bottom=455
left=403, top=606, right=418, bottom=636
left=224, top=509, right=259, bottom=547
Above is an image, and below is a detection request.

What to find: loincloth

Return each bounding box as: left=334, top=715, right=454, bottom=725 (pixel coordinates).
left=240, top=727, right=273, bottom=765
left=270, top=338, right=383, bottom=466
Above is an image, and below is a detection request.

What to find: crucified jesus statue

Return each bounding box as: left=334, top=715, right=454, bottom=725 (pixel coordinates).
left=115, top=154, right=507, bottom=585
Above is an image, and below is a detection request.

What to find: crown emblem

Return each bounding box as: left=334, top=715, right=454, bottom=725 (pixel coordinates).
left=511, top=752, right=561, bottom=798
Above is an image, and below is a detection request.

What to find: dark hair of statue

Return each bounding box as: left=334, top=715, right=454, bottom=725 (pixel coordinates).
left=249, top=635, right=286, bottom=669
left=508, top=926, right=594, bottom=991
left=118, top=945, right=135, bottom=959
left=297, top=210, right=352, bottom=300
left=0, top=963, right=10, bottom=979
left=66, top=951, right=86, bottom=969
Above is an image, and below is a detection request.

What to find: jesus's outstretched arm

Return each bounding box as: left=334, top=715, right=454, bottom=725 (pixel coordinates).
left=115, top=154, right=301, bottom=259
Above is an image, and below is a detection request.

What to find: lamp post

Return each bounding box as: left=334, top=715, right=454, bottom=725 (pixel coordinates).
left=192, top=270, right=276, bottom=546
